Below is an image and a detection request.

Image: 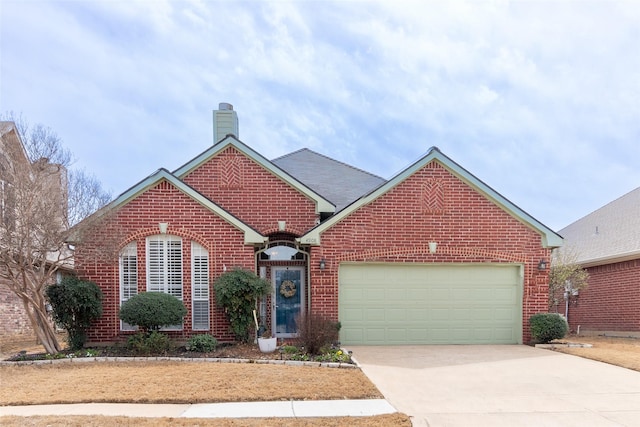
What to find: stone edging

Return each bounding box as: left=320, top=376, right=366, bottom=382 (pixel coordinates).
left=0, top=356, right=358, bottom=369
left=535, top=342, right=593, bottom=349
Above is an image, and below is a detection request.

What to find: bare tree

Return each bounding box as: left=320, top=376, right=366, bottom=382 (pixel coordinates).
left=67, top=168, right=113, bottom=227
left=0, top=115, right=112, bottom=353
left=549, top=248, right=589, bottom=313
left=2, top=112, right=111, bottom=226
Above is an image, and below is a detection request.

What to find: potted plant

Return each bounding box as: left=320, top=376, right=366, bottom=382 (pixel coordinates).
left=258, top=328, right=277, bottom=353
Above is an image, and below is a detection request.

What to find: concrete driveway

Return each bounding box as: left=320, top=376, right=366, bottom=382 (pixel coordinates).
left=347, top=345, right=640, bottom=427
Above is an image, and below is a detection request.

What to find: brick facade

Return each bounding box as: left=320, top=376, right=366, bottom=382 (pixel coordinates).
left=75, top=139, right=555, bottom=345
left=309, top=161, right=550, bottom=343
left=559, top=259, right=640, bottom=334
left=0, top=276, right=35, bottom=340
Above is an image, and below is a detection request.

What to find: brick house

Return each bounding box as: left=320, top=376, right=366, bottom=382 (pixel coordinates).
left=558, top=187, right=640, bottom=337
left=75, top=104, right=562, bottom=346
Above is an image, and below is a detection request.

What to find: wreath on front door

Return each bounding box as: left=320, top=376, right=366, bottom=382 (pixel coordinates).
left=279, top=280, right=297, bottom=298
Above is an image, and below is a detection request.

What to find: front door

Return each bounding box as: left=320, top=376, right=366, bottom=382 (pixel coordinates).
left=273, top=267, right=304, bottom=338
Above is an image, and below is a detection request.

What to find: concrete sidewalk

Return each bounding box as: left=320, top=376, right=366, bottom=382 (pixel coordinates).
left=0, top=399, right=396, bottom=419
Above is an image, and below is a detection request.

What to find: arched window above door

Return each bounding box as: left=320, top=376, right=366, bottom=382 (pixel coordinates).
left=259, top=242, right=306, bottom=261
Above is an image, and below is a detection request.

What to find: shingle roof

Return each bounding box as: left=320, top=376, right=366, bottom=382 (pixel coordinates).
left=558, top=186, right=640, bottom=266
left=271, top=148, right=386, bottom=211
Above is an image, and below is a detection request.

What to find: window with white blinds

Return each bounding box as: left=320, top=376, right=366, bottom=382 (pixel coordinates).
left=119, top=242, right=138, bottom=331
left=147, top=235, right=183, bottom=299
left=191, top=242, right=210, bottom=330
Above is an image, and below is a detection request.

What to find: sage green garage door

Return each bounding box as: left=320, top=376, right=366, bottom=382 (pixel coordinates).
left=339, top=263, right=522, bottom=345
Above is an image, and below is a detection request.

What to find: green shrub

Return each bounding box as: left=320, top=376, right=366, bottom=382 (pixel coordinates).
left=45, top=277, right=103, bottom=350
left=214, top=269, right=271, bottom=342
left=186, top=334, right=218, bottom=352
left=119, top=292, right=187, bottom=332
left=281, top=345, right=300, bottom=354
left=530, top=313, right=569, bottom=343
left=295, top=313, right=341, bottom=355
left=127, top=331, right=174, bottom=355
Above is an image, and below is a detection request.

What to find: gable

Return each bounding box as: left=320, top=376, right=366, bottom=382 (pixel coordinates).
left=86, top=169, right=265, bottom=245
left=174, top=136, right=335, bottom=215
left=179, top=145, right=322, bottom=234
left=300, top=147, right=563, bottom=249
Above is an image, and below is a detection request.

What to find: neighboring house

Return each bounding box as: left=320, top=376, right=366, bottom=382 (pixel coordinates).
left=558, top=187, right=640, bottom=337
left=0, top=121, right=69, bottom=343
left=74, top=104, right=562, bottom=346
left=0, top=121, right=34, bottom=341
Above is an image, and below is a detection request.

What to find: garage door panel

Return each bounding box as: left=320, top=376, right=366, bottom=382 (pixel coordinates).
left=452, top=308, right=472, bottom=320
left=408, top=308, right=427, bottom=321
left=495, top=307, right=516, bottom=321
left=339, top=263, right=522, bottom=345
left=365, top=328, right=386, bottom=342
left=365, top=308, right=385, bottom=321
left=430, top=308, right=450, bottom=321
left=428, top=287, right=450, bottom=301
left=341, top=308, right=364, bottom=322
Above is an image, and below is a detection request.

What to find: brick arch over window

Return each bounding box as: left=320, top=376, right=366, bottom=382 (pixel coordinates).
left=117, top=227, right=213, bottom=255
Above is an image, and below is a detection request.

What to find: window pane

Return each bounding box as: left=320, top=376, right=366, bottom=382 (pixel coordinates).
left=192, top=242, right=209, bottom=330
left=193, top=301, right=209, bottom=330
left=119, top=242, right=138, bottom=331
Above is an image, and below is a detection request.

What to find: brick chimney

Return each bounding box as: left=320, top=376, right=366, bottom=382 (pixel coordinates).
left=213, top=102, right=239, bottom=143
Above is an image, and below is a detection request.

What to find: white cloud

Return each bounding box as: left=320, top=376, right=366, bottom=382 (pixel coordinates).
left=1, top=0, right=639, bottom=229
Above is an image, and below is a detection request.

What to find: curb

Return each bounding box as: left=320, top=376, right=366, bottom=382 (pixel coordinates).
left=0, top=356, right=358, bottom=369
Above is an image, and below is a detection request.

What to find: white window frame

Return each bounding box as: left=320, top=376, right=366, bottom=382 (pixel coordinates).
left=191, top=242, right=210, bottom=331
left=119, top=242, right=138, bottom=331
left=146, top=235, right=183, bottom=330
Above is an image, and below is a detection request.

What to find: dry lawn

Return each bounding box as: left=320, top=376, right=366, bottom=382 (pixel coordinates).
left=0, top=362, right=381, bottom=405
left=551, top=335, right=640, bottom=372
left=0, top=337, right=411, bottom=426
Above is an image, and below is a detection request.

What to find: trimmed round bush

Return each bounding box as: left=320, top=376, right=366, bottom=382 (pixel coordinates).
left=119, top=292, right=187, bottom=332
left=530, top=313, right=569, bottom=343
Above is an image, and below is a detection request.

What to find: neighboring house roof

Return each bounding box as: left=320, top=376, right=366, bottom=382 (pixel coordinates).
left=0, top=121, right=30, bottom=167
left=300, top=146, right=563, bottom=249
left=558, top=186, right=640, bottom=267
left=173, top=136, right=336, bottom=215
left=272, top=148, right=386, bottom=212
left=83, top=168, right=266, bottom=245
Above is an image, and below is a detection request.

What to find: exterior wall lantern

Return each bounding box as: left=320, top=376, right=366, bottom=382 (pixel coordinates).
left=538, top=259, right=548, bottom=271
left=319, top=258, right=326, bottom=270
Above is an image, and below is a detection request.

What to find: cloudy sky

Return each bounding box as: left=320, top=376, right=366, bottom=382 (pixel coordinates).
left=1, top=0, right=638, bottom=231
